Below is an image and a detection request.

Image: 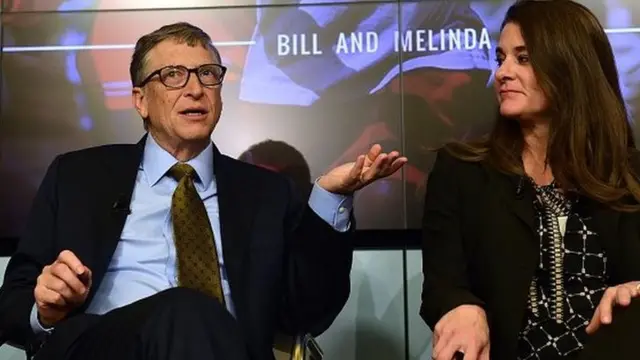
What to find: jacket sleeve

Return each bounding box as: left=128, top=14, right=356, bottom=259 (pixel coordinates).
left=278, top=177, right=354, bottom=337
left=420, top=149, right=484, bottom=329
left=0, top=155, right=61, bottom=347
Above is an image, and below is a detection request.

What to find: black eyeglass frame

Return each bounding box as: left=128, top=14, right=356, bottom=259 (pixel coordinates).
left=136, top=63, right=227, bottom=89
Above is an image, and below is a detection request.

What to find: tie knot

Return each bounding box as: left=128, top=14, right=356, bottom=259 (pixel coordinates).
left=169, top=163, right=196, bottom=182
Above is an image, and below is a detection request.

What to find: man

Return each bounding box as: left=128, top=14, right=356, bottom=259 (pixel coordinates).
left=0, top=22, right=406, bottom=360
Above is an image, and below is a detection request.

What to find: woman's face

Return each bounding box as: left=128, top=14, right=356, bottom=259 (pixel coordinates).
left=494, top=22, right=548, bottom=121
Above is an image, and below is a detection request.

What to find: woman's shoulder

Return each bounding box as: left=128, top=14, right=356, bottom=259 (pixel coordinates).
left=435, top=142, right=488, bottom=166
left=431, top=144, right=488, bottom=179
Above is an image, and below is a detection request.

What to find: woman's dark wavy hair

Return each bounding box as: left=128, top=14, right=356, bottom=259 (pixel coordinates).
left=445, top=0, right=640, bottom=210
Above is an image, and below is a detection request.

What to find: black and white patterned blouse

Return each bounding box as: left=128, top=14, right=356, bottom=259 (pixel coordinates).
left=517, top=182, right=608, bottom=360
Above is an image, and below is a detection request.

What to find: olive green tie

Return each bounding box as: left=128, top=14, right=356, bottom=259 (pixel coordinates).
left=169, top=163, right=225, bottom=304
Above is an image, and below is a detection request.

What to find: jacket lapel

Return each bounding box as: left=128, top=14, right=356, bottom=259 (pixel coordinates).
left=486, top=165, right=536, bottom=235
left=82, top=139, right=258, bottom=312
left=212, top=145, right=257, bottom=312
left=82, top=136, right=145, bottom=310
left=488, top=166, right=627, bottom=283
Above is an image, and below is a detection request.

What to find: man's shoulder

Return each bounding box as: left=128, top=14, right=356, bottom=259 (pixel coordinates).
left=55, top=143, right=138, bottom=165
left=58, top=143, right=137, bottom=160
left=49, top=143, right=140, bottom=180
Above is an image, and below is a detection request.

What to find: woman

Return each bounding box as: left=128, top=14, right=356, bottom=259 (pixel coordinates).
left=420, top=1, right=640, bottom=359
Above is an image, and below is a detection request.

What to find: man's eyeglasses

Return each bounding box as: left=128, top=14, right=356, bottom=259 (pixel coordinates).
left=137, top=64, right=227, bottom=89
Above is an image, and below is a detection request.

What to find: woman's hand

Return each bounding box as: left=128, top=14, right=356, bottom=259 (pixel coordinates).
left=432, top=305, right=490, bottom=360
left=586, top=281, right=640, bottom=334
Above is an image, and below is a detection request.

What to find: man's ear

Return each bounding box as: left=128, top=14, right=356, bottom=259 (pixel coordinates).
left=132, top=87, right=148, bottom=119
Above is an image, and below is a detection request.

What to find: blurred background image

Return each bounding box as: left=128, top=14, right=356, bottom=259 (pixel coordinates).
left=2, top=0, right=640, bottom=238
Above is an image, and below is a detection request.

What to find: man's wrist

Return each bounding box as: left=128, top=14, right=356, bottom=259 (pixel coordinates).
left=30, top=303, right=55, bottom=334
left=37, top=312, right=55, bottom=328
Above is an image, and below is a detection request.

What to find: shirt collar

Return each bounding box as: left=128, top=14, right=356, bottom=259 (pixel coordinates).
left=142, top=133, right=214, bottom=187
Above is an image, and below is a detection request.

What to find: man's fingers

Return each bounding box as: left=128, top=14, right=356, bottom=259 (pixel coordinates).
left=388, top=157, right=408, bottom=174
left=35, top=286, right=67, bottom=308
left=375, top=154, right=393, bottom=175
left=79, top=266, right=93, bottom=288
left=35, top=251, right=91, bottom=313
left=378, top=153, right=399, bottom=174
left=50, top=262, right=87, bottom=294
left=361, top=153, right=387, bottom=183
left=43, top=274, right=76, bottom=301
left=347, top=155, right=366, bottom=183
left=353, top=146, right=406, bottom=185
left=32, top=250, right=92, bottom=329
left=368, top=152, right=407, bottom=179
left=365, top=144, right=382, bottom=163
left=57, top=250, right=85, bottom=275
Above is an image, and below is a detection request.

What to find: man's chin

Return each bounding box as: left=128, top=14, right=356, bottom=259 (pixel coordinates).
left=176, top=124, right=215, bottom=141
left=182, top=133, right=214, bottom=143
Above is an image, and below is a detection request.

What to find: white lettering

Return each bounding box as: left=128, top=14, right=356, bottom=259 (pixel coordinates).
left=366, top=31, right=378, bottom=53
left=464, top=28, right=476, bottom=49
left=394, top=30, right=413, bottom=52
left=277, top=34, right=290, bottom=56
left=276, top=33, right=322, bottom=56
left=335, top=31, right=379, bottom=53
left=478, top=28, right=491, bottom=50
left=393, top=28, right=492, bottom=53
left=449, top=29, right=461, bottom=50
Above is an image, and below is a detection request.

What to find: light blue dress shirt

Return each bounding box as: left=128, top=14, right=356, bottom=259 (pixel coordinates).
left=31, top=134, right=352, bottom=333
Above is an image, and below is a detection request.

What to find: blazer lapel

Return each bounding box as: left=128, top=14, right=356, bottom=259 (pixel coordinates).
left=489, top=168, right=626, bottom=283
left=82, top=136, right=145, bottom=309
left=212, top=145, right=257, bottom=312
left=486, top=165, right=536, bottom=235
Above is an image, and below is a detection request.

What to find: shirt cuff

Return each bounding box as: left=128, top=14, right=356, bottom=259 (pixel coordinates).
left=308, top=182, right=353, bottom=232
left=30, top=303, right=54, bottom=334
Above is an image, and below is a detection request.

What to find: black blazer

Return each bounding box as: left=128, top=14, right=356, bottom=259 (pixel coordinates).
left=0, top=136, right=354, bottom=359
left=420, top=149, right=640, bottom=359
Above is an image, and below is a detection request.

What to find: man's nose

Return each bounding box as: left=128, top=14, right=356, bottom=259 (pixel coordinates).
left=183, top=73, right=204, bottom=97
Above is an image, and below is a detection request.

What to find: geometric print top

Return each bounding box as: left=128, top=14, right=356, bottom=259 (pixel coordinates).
left=517, top=181, right=608, bottom=360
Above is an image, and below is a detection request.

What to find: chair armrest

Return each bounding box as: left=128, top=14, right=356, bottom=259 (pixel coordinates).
left=0, top=330, right=25, bottom=351
left=299, top=334, right=323, bottom=359
left=273, top=333, right=323, bottom=360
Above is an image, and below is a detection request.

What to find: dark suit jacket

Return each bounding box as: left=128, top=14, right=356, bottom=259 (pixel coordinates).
left=0, top=136, right=354, bottom=359
left=420, top=149, right=640, bottom=359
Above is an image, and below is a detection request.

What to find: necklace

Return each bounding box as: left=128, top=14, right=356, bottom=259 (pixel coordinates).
left=528, top=180, right=571, bottom=324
